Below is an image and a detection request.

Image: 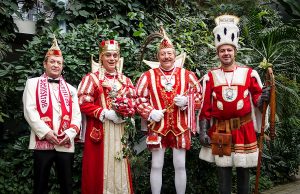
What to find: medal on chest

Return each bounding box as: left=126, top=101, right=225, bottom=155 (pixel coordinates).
left=164, top=82, right=173, bottom=92
left=109, top=84, right=118, bottom=98
left=102, top=74, right=121, bottom=99
left=160, top=67, right=176, bottom=92
left=221, top=68, right=238, bottom=102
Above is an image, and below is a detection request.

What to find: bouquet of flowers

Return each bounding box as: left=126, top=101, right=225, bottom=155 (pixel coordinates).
left=112, top=96, right=136, bottom=160
left=111, top=97, right=135, bottom=118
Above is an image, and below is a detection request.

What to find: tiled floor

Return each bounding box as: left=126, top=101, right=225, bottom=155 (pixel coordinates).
left=261, top=179, right=300, bottom=194
left=262, top=168, right=300, bottom=194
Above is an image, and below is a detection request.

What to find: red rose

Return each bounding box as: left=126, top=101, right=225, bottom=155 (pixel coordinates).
left=112, top=97, right=135, bottom=117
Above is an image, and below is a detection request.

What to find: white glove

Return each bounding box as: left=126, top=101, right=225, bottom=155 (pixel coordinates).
left=104, top=109, right=125, bottom=124
left=174, top=95, right=188, bottom=107
left=149, top=109, right=165, bottom=122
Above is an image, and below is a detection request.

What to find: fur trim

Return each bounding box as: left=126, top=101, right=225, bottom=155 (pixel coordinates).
left=233, top=149, right=258, bottom=168
left=199, top=147, right=233, bottom=167
left=215, top=155, right=234, bottom=167
left=200, top=147, right=259, bottom=168
left=199, top=147, right=215, bottom=163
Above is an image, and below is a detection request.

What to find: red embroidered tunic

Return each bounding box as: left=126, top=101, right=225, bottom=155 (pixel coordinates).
left=199, top=66, right=263, bottom=167
left=135, top=67, right=202, bottom=149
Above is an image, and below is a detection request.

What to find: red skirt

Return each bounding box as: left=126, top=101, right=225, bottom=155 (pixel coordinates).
left=148, top=130, right=191, bottom=150
left=208, top=120, right=257, bottom=154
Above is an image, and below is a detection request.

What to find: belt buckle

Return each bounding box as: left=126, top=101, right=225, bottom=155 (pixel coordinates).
left=230, top=117, right=240, bottom=130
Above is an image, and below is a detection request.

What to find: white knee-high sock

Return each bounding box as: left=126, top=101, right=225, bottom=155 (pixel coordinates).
left=173, top=148, right=186, bottom=194
left=150, top=148, right=165, bottom=194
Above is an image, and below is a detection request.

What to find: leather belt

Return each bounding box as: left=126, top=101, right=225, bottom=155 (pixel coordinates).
left=214, top=113, right=252, bottom=131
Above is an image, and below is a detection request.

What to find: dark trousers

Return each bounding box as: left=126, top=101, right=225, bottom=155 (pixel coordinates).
left=217, top=167, right=250, bottom=194
left=33, top=150, right=74, bottom=194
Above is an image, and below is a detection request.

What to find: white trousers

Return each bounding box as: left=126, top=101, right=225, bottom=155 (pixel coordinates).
left=150, top=148, right=186, bottom=194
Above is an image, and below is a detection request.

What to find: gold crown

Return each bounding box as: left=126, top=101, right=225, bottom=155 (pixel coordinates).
left=46, top=35, right=62, bottom=57
left=99, top=40, right=120, bottom=54
left=214, top=14, right=240, bottom=26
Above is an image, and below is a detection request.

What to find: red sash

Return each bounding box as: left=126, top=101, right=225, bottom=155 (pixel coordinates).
left=35, top=74, right=73, bottom=149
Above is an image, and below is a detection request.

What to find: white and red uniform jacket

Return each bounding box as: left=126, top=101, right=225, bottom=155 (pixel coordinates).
left=199, top=65, right=263, bottom=167
left=135, top=67, right=202, bottom=149
left=23, top=76, right=81, bottom=153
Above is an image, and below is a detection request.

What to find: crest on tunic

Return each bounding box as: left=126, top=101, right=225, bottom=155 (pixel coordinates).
left=222, top=86, right=238, bottom=102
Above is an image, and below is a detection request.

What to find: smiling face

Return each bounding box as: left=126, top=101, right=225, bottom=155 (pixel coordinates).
left=217, top=44, right=237, bottom=70
left=43, top=55, right=63, bottom=79
left=157, top=47, right=176, bottom=70
left=101, top=51, right=119, bottom=73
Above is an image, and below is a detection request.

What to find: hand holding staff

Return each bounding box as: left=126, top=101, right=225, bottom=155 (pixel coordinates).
left=254, top=66, right=276, bottom=194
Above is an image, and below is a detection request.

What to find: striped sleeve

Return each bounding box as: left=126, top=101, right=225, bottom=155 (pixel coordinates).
left=135, top=72, right=154, bottom=119
left=77, top=73, right=104, bottom=120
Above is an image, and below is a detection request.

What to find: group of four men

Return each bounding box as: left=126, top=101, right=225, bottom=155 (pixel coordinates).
left=23, top=15, right=269, bottom=194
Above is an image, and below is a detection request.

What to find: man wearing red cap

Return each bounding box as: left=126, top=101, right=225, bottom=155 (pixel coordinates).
left=198, top=15, right=270, bottom=194
left=78, top=39, right=135, bottom=194
left=135, top=28, right=202, bottom=194
left=23, top=36, right=81, bottom=194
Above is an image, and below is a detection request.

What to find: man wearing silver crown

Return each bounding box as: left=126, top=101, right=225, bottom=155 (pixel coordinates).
left=198, top=15, right=270, bottom=194
left=23, top=36, right=81, bottom=194
left=135, top=27, right=202, bottom=194
left=78, top=39, right=135, bottom=194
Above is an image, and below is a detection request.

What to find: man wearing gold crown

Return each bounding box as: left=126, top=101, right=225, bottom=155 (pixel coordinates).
left=78, top=39, right=135, bottom=194
left=135, top=28, right=202, bottom=194
left=198, top=15, right=270, bottom=194
left=22, top=36, right=81, bottom=194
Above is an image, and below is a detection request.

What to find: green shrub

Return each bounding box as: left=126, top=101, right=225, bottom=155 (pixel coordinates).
left=1, top=1, right=299, bottom=193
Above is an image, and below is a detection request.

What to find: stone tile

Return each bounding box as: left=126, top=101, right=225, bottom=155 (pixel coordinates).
left=261, top=180, right=300, bottom=194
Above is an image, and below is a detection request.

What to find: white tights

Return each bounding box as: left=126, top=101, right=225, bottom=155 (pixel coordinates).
left=150, top=148, right=186, bottom=194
